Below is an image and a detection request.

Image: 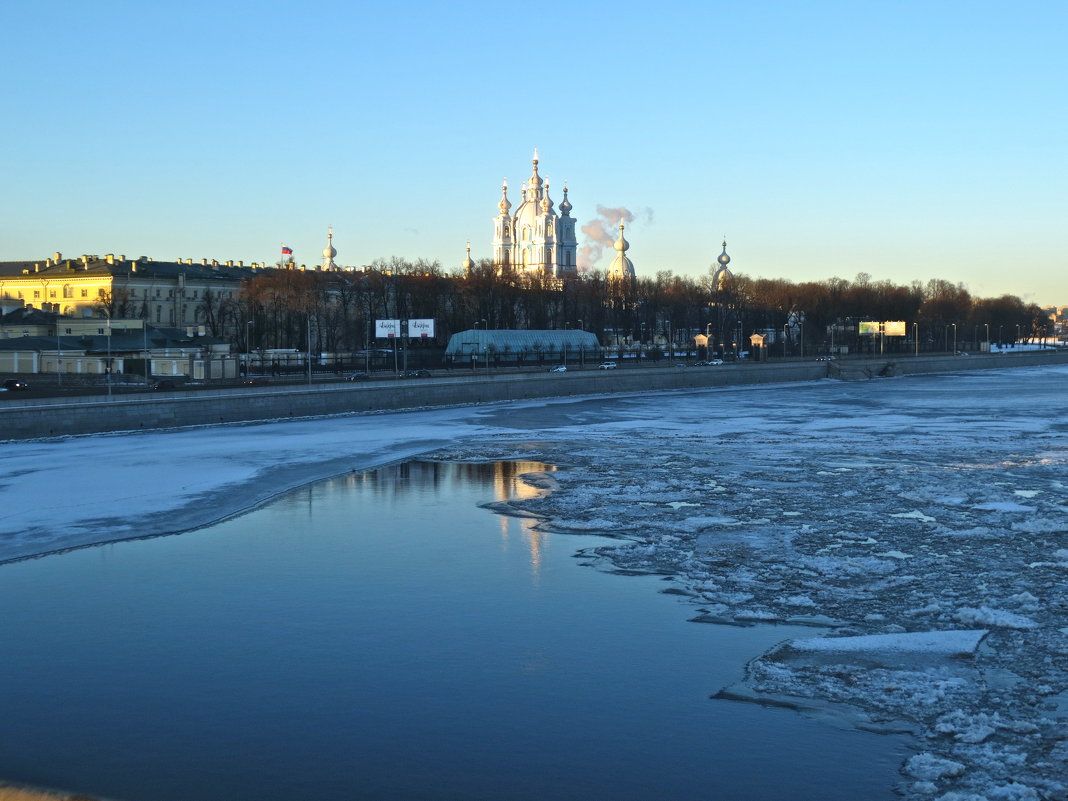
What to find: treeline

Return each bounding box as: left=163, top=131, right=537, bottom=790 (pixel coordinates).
left=194, top=256, right=1051, bottom=355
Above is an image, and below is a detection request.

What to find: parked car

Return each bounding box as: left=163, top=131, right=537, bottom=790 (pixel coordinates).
left=2, top=379, right=29, bottom=391
left=815, top=355, right=837, bottom=362
left=708, top=358, right=724, bottom=365
left=346, top=371, right=369, bottom=381
left=548, top=365, right=567, bottom=373
left=401, top=369, right=431, bottom=378
left=598, top=362, right=618, bottom=370
left=243, top=377, right=271, bottom=386
left=151, top=379, right=177, bottom=391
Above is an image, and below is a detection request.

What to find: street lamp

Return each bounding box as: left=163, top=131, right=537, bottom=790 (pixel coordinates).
left=102, top=307, right=112, bottom=400
left=984, top=323, right=989, bottom=352
left=913, top=322, right=918, bottom=357
left=952, top=323, right=957, bottom=355
left=783, top=323, right=789, bottom=358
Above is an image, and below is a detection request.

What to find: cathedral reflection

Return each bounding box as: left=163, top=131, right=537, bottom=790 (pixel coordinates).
left=334, top=460, right=556, bottom=577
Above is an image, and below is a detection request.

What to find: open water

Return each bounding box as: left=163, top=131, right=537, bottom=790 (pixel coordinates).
left=0, top=461, right=908, bottom=800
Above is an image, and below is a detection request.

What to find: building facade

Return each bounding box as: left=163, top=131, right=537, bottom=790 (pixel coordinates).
left=0, top=252, right=262, bottom=334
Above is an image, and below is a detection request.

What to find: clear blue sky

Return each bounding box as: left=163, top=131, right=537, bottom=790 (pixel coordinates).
left=3, top=0, right=1065, bottom=304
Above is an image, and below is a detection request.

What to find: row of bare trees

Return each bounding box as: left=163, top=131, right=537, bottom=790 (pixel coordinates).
left=164, top=259, right=1051, bottom=357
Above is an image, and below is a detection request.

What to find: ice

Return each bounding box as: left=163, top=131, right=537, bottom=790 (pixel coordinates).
left=788, top=630, right=988, bottom=655
left=2, top=363, right=1067, bottom=800
left=953, top=607, right=1038, bottom=630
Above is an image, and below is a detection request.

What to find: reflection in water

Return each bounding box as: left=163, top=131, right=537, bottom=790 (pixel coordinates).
left=347, top=460, right=555, bottom=581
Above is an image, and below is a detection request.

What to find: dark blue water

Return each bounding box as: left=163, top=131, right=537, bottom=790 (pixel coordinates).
left=0, top=461, right=907, bottom=800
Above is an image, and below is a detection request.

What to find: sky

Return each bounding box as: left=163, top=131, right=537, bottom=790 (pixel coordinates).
left=2, top=0, right=1065, bottom=304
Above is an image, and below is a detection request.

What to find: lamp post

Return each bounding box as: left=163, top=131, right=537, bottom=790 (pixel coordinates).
left=640, top=322, right=645, bottom=363
left=577, top=319, right=584, bottom=367
left=913, top=322, right=918, bottom=357
left=103, top=308, right=112, bottom=400
left=984, top=323, right=989, bottom=352
left=952, top=323, right=957, bottom=355
left=56, top=323, right=62, bottom=388
left=783, top=323, right=789, bottom=358
left=246, top=320, right=253, bottom=375
left=998, top=325, right=1003, bottom=350
left=1016, top=324, right=1021, bottom=346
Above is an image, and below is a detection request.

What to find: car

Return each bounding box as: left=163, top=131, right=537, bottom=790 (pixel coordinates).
left=401, top=369, right=431, bottom=378
left=2, top=379, right=29, bottom=391
left=151, top=379, right=177, bottom=391
left=548, top=365, right=567, bottom=373
left=243, top=377, right=271, bottom=385
left=708, top=358, right=724, bottom=365
left=598, top=362, right=618, bottom=370
left=815, top=355, right=836, bottom=361
left=345, top=371, right=369, bottom=381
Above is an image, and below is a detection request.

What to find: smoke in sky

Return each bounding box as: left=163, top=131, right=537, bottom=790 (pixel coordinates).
left=578, top=205, right=654, bottom=271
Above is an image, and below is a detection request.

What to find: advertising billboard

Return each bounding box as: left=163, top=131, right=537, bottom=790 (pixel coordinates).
left=375, top=319, right=400, bottom=338
left=858, top=321, right=880, bottom=336
left=407, top=319, right=435, bottom=338
left=883, top=321, right=907, bottom=337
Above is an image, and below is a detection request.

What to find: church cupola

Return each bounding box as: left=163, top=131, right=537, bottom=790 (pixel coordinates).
left=498, top=179, right=512, bottom=216
left=559, top=183, right=573, bottom=216
left=607, top=222, right=635, bottom=280
left=462, top=241, right=475, bottom=275
left=540, top=179, right=554, bottom=214
left=714, top=238, right=733, bottom=291
left=322, top=227, right=337, bottom=270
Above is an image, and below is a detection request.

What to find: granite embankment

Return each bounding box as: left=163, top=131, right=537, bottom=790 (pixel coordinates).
left=2, top=351, right=1064, bottom=440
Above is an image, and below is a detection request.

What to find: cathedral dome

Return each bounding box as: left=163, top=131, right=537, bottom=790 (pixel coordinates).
left=718, top=239, right=731, bottom=266
left=607, top=223, right=635, bottom=279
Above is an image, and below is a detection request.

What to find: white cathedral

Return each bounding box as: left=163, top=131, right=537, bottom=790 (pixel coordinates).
left=489, top=149, right=579, bottom=278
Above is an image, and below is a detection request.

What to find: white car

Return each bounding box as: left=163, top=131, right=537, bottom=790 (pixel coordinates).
left=598, top=362, right=618, bottom=370
left=548, top=365, right=567, bottom=373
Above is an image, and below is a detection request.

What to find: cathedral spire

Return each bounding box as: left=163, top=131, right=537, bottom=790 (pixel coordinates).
left=541, top=178, right=553, bottom=214
left=322, top=226, right=337, bottom=270
left=462, top=240, right=474, bottom=275
left=528, top=147, right=543, bottom=196
left=498, top=178, right=511, bottom=215
left=559, top=182, right=572, bottom=216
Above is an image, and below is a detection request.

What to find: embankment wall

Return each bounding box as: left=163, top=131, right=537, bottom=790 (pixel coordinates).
left=2, top=351, right=1065, bottom=441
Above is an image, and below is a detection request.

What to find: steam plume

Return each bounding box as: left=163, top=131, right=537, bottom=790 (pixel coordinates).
left=577, top=205, right=653, bottom=271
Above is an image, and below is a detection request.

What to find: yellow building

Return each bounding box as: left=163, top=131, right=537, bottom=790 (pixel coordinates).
left=0, top=252, right=270, bottom=334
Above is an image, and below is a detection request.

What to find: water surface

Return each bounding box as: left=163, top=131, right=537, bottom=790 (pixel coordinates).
left=0, top=461, right=907, bottom=800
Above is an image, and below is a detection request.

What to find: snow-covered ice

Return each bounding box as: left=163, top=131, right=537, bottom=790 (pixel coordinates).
left=2, top=363, right=1067, bottom=799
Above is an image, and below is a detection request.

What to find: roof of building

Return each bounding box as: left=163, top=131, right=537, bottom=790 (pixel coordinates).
left=0, top=254, right=273, bottom=284
left=444, top=329, right=600, bottom=357
left=0, top=326, right=226, bottom=354
left=0, top=306, right=56, bottom=326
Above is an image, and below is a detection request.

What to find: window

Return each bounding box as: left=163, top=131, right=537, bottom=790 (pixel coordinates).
left=98, top=288, right=106, bottom=297
left=63, top=285, right=73, bottom=298
left=16, top=291, right=22, bottom=299
left=65, top=328, right=72, bottom=334
left=50, top=290, right=57, bottom=298
left=33, top=291, right=40, bottom=299
left=81, top=289, right=89, bottom=298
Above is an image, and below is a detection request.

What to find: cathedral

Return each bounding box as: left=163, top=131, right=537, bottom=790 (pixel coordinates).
left=490, top=150, right=578, bottom=278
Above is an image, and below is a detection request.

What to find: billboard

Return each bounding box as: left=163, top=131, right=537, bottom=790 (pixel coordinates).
left=858, top=321, right=880, bottom=335
left=375, top=319, right=400, bottom=338
left=407, top=319, right=435, bottom=338
left=883, top=320, right=907, bottom=337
